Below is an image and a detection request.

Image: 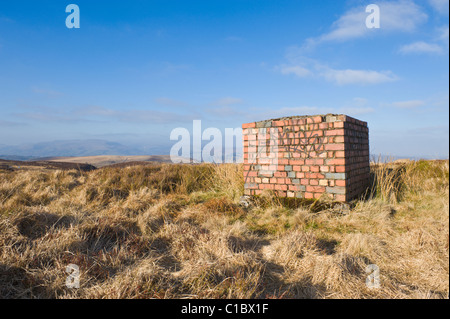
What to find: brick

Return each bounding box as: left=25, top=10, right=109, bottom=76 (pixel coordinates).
left=242, top=122, right=256, bottom=129
left=274, top=171, right=287, bottom=178
left=288, top=171, right=296, bottom=178
left=325, top=144, right=345, bottom=151
left=319, top=179, right=328, bottom=186
left=326, top=186, right=346, bottom=194
left=306, top=158, right=324, bottom=165
left=335, top=151, right=345, bottom=158
left=326, top=158, right=346, bottom=165
left=305, top=192, right=314, bottom=199
left=336, top=166, right=346, bottom=173
left=309, top=179, right=319, bottom=186
left=325, top=173, right=346, bottom=180
left=305, top=173, right=325, bottom=179
left=333, top=121, right=344, bottom=128
left=320, top=166, right=330, bottom=173
left=325, top=129, right=345, bottom=136
left=310, top=166, right=320, bottom=173
left=314, top=193, right=322, bottom=199
left=273, top=120, right=285, bottom=127
left=306, top=185, right=325, bottom=193
left=275, top=184, right=288, bottom=191
left=336, top=180, right=346, bottom=187
left=301, top=166, right=310, bottom=172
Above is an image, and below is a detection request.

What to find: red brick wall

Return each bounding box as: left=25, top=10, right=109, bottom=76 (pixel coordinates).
left=242, top=114, right=370, bottom=202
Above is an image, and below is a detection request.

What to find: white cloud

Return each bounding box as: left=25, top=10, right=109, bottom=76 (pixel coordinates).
left=320, top=68, right=397, bottom=85
left=16, top=105, right=197, bottom=124
left=0, top=119, right=23, bottom=127
left=212, top=97, right=243, bottom=106
left=438, top=25, right=449, bottom=46
left=391, top=100, right=426, bottom=108
left=206, top=106, right=245, bottom=117
left=428, top=0, right=449, bottom=14
left=398, top=41, right=444, bottom=54
left=277, top=54, right=397, bottom=85
left=339, top=107, right=375, bottom=115
left=154, top=97, right=187, bottom=107
left=302, top=0, right=428, bottom=50
left=339, top=97, right=375, bottom=116
left=278, top=65, right=312, bottom=78
left=353, top=97, right=369, bottom=107
left=398, top=25, right=449, bottom=55
left=32, top=87, right=63, bottom=97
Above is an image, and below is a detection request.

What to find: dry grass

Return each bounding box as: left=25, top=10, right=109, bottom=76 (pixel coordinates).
left=0, top=160, right=448, bottom=299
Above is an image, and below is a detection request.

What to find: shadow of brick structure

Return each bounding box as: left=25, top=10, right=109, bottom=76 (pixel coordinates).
left=242, top=114, right=370, bottom=202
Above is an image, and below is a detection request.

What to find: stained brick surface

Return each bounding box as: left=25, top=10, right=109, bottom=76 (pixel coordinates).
left=242, top=114, right=370, bottom=202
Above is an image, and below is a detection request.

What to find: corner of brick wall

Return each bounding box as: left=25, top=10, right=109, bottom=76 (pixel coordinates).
left=242, top=114, right=370, bottom=202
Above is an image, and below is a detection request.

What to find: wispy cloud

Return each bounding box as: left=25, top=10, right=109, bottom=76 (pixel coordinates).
left=339, top=107, right=375, bottom=115
left=15, top=111, right=84, bottom=123
left=0, top=119, right=24, bottom=127
left=211, top=97, right=243, bottom=106
left=320, top=68, right=397, bottom=85
left=278, top=65, right=312, bottom=78
left=154, top=97, right=188, bottom=108
left=32, top=87, right=63, bottom=97
left=277, top=55, right=397, bottom=85
left=206, top=106, right=246, bottom=118
left=428, top=0, right=449, bottom=14
left=398, top=41, right=444, bottom=54
left=14, top=105, right=198, bottom=124
left=398, top=23, right=449, bottom=55
left=391, top=100, right=426, bottom=108
left=301, top=0, right=428, bottom=51
left=438, top=25, right=449, bottom=46
left=80, top=106, right=197, bottom=124
left=160, top=62, right=192, bottom=76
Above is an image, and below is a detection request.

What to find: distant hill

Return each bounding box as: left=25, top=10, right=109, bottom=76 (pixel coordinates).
left=0, top=140, right=151, bottom=158
left=0, top=155, right=39, bottom=161
left=41, top=155, right=180, bottom=168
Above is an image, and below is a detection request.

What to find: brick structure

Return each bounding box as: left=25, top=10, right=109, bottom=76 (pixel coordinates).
left=242, top=114, right=370, bottom=202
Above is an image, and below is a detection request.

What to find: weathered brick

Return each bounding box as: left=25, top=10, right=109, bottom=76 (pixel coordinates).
left=326, top=186, right=346, bottom=194
left=325, top=172, right=346, bottom=180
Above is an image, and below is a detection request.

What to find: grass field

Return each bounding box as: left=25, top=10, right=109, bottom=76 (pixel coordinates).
left=0, top=159, right=448, bottom=299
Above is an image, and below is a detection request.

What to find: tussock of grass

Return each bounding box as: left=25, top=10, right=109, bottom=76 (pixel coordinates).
left=0, top=160, right=448, bottom=299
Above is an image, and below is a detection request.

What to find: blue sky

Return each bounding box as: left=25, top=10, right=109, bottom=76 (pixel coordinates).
left=0, top=0, right=448, bottom=158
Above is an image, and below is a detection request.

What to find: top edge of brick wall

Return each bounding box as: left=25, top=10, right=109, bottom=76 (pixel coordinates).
left=242, top=114, right=367, bottom=129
